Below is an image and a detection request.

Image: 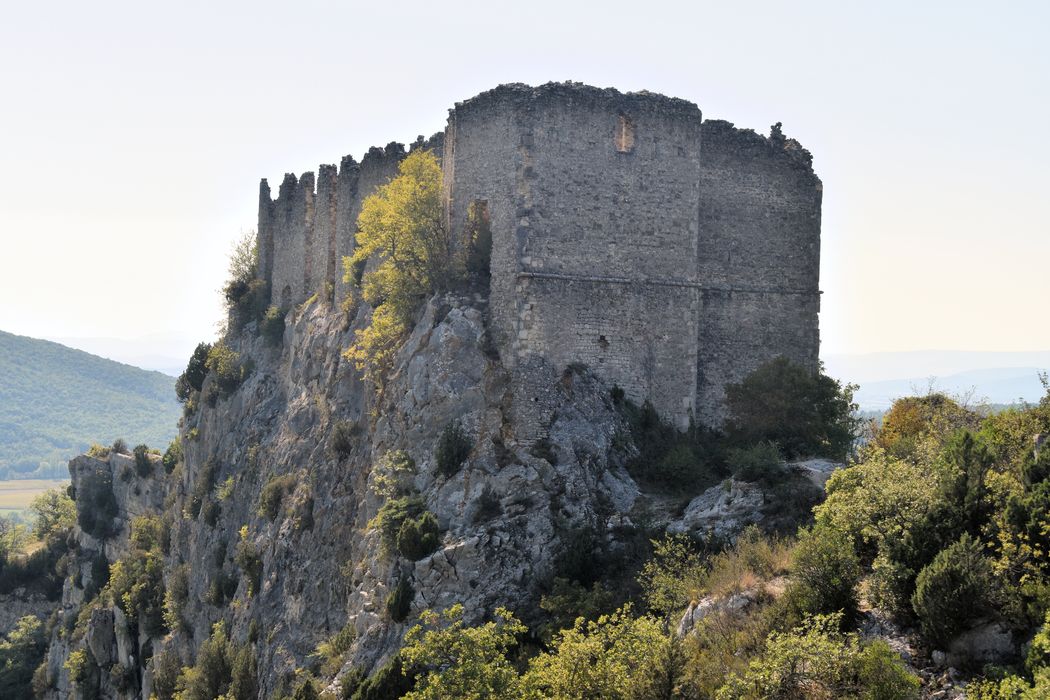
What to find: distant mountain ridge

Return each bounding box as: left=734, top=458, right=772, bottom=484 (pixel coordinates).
left=0, top=330, right=181, bottom=479
left=824, top=351, right=1050, bottom=410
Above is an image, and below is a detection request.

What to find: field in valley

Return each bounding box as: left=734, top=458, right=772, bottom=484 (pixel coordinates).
left=0, top=478, right=69, bottom=520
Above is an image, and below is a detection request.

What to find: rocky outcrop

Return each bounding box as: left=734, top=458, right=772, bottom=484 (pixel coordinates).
left=39, top=293, right=811, bottom=698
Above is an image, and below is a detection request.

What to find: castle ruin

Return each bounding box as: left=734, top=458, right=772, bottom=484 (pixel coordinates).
left=256, top=83, right=822, bottom=427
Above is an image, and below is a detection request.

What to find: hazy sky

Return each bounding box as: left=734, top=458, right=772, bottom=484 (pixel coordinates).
left=1, top=0, right=1047, bottom=364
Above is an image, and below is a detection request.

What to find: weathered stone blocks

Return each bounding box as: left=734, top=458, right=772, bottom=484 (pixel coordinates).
left=255, top=82, right=822, bottom=427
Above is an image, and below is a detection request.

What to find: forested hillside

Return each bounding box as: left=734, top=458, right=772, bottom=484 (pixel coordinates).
left=0, top=330, right=180, bottom=479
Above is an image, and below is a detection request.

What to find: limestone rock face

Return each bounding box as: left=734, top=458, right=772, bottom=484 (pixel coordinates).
left=668, top=480, right=765, bottom=541
left=37, top=295, right=799, bottom=698
left=947, top=620, right=1015, bottom=667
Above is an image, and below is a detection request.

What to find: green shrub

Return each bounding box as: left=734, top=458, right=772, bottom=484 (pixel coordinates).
left=132, top=444, right=152, bottom=477
left=201, top=498, right=220, bottom=527
left=109, top=546, right=167, bottom=636
left=538, top=578, right=617, bottom=643
left=726, top=441, right=783, bottom=483
left=471, top=487, right=501, bottom=524
left=789, top=525, right=862, bottom=620
left=0, top=615, right=47, bottom=699
left=717, top=613, right=919, bottom=700
left=190, top=459, right=219, bottom=520
left=553, top=526, right=602, bottom=587
left=235, top=530, right=263, bottom=597
left=261, top=305, right=286, bottom=345
left=162, top=438, right=182, bottom=475
left=369, top=451, right=416, bottom=499
left=206, top=343, right=248, bottom=395
left=175, top=621, right=255, bottom=700
left=396, top=512, right=441, bottom=561
left=650, top=443, right=711, bottom=486
left=258, top=474, right=297, bottom=521
left=620, top=399, right=724, bottom=492
left=724, top=357, right=859, bottom=460
left=331, top=421, right=358, bottom=460
left=315, top=624, right=356, bottom=676
left=912, top=534, right=997, bottom=646
left=151, top=646, right=181, bottom=700
left=369, top=496, right=425, bottom=556
left=64, top=648, right=95, bottom=693
left=386, top=576, right=414, bottom=623
left=347, top=655, right=416, bottom=700
left=435, top=420, right=472, bottom=478
left=163, top=565, right=189, bottom=632
left=76, top=467, right=119, bottom=539
left=111, top=438, right=128, bottom=455
left=175, top=342, right=211, bottom=402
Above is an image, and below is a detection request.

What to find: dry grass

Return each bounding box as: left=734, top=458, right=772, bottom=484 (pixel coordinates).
left=703, top=527, right=794, bottom=598
left=0, top=479, right=69, bottom=516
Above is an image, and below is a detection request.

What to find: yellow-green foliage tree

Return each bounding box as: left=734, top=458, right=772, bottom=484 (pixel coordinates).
left=344, top=150, right=459, bottom=388
left=401, top=604, right=526, bottom=700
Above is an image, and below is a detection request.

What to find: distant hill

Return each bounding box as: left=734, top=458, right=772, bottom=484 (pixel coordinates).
left=824, top=351, right=1050, bottom=411
left=0, top=330, right=181, bottom=479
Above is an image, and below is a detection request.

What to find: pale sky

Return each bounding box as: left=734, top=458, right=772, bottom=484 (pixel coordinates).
left=1, top=0, right=1047, bottom=365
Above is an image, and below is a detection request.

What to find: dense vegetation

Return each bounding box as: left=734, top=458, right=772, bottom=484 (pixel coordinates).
left=304, top=385, right=1049, bottom=699
left=0, top=330, right=180, bottom=479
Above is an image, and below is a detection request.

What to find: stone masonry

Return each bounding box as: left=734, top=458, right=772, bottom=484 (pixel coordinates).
left=255, top=82, right=822, bottom=427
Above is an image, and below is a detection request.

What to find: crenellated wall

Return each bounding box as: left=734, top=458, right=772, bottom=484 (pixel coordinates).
left=256, top=82, right=823, bottom=427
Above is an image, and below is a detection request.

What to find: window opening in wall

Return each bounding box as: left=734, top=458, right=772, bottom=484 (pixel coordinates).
left=465, top=199, right=492, bottom=283
left=615, top=114, right=635, bottom=153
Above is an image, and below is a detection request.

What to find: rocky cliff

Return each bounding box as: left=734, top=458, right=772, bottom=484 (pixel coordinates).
left=36, top=294, right=812, bottom=699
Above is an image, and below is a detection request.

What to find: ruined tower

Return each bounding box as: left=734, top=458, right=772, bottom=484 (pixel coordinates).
left=255, top=82, right=822, bottom=427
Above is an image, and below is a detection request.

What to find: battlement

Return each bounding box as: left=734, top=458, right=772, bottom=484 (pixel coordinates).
left=255, top=83, right=822, bottom=426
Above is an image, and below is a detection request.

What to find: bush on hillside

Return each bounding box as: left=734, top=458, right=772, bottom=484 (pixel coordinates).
left=726, top=441, right=784, bottom=483
left=258, top=474, right=297, bottom=521
left=370, top=496, right=426, bottom=556
left=77, top=467, right=119, bottom=540
left=386, top=576, right=414, bottom=623
left=162, top=438, right=182, bottom=475
left=912, top=534, right=997, bottom=646
left=620, top=399, right=724, bottom=492
left=330, top=421, right=358, bottom=460
left=176, top=342, right=212, bottom=402
left=260, top=305, right=286, bottom=345
left=875, top=392, right=979, bottom=460
left=133, top=444, right=152, bottom=477
left=435, top=421, right=472, bottom=478
left=206, top=343, right=247, bottom=395
left=788, top=525, right=862, bottom=621
left=724, top=357, right=859, bottom=460
left=396, top=512, right=441, bottom=562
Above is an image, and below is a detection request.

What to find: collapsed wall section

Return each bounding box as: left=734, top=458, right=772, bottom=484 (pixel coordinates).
left=694, top=120, right=822, bottom=423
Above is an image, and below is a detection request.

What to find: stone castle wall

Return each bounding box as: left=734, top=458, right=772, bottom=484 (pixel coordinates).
left=693, top=120, right=822, bottom=423
left=255, top=83, right=822, bottom=427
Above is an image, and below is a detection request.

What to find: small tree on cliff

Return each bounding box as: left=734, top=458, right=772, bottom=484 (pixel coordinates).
left=344, top=150, right=459, bottom=388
